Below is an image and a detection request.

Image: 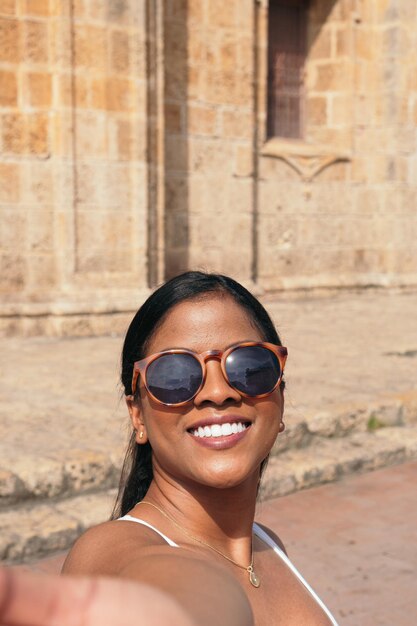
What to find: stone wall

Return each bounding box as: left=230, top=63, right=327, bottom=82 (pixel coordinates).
left=0, top=0, right=149, bottom=335
left=257, top=0, right=417, bottom=290
left=1, top=0, right=416, bottom=336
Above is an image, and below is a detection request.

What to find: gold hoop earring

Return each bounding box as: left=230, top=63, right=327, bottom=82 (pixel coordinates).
left=279, top=422, right=285, bottom=432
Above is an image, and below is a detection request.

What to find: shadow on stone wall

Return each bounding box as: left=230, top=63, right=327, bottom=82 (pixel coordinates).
left=164, top=0, right=189, bottom=278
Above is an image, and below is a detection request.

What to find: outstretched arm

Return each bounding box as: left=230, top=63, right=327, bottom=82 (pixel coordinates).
left=62, top=522, right=254, bottom=626
left=0, top=561, right=254, bottom=626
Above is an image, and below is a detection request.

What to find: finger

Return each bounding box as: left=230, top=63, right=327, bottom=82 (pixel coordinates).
left=0, top=567, right=96, bottom=626
left=0, top=567, right=193, bottom=626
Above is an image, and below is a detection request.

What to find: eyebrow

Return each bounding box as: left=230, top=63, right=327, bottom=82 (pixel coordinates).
left=155, top=340, right=261, bottom=354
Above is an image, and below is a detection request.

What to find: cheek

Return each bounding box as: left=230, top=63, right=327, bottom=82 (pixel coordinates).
left=247, top=392, right=283, bottom=421
left=139, top=393, right=183, bottom=443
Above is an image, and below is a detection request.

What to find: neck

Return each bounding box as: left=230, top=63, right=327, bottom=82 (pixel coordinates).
left=143, top=466, right=260, bottom=559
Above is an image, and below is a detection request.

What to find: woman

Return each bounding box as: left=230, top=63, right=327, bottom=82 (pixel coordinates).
left=1, top=272, right=339, bottom=626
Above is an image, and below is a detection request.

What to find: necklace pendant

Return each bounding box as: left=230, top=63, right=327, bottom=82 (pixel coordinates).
left=248, top=567, right=260, bottom=588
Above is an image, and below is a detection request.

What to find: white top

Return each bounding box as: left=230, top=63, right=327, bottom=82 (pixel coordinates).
left=118, top=515, right=339, bottom=626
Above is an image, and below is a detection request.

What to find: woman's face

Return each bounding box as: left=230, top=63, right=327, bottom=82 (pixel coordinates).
left=129, top=294, right=284, bottom=491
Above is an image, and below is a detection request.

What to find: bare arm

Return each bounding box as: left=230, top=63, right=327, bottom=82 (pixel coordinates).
left=61, top=525, right=254, bottom=626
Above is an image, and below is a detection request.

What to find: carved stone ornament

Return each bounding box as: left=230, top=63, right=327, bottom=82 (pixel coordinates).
left=261, top=138, right=351, bottom=182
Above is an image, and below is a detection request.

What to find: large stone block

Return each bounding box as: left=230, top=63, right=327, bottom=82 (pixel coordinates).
left=25, top=71, right=52, bottom=107
left=0, top=253, right=26, bottom=290
left=27, top=209, right=54, bottom=252
left=72, top=163, right=101, bottom=206
left=189, top=137, right=233, bottom=173
left=0, top=16, right=19, bottom=62
left=221, top=110, right=252, bottom=139
left=106, top=77, right=137, bottom=112
left=0, top=163, right=20, bottom=202
left=21, top=161, right=54, bottom=204
left=207, top=0, right=236, bottom=28
left=27, top=254, right=57, bottom=289
left=74, top=111, right=107, bottom=157
left=330, top=94, right=352, bottom=126
left=259, top=215, right=297, bottom=249
left=22, top=19, right=49, bottom=63
left=110, top=29, right=130, bottom=73
left=0, top=70, right=17, bottom=106
left=0, top=209, right=26, bottom=250
left=27, top=112, right=49, bottom=155
left=1, top=113, right=24, bottom=153
left=103, top=163, right=134, bottom=209
left=202, top=69, right=252, bottom=107
left=74, top=24, right=107, bottom=70
left=311, top=60, right=353, bottom=92
left=1, top=111, right=49, bottom=155
left=307, top=96, right=328, bottom=125
left=188, top=104, right=217, bottom=135
left=21, top=0, right=50, bottom=16
left=219, top=38, right=238, bottom=72
left=0, top=1, right=15, bottom=15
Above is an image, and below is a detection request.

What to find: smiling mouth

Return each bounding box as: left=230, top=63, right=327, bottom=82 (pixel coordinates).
left=188, top=421, right=252, bottom=438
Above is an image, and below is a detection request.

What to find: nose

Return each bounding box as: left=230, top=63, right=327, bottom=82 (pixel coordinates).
left=193, top=358, right=241, bottom=406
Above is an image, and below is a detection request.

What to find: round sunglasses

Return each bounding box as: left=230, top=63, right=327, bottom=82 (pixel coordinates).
left=131, top=341, right=288, bottom=406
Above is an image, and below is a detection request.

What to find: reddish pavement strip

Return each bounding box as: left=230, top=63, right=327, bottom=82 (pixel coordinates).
left=257, top=461, right=417, bottom=626
left=22, top=462, right=417, bottom=626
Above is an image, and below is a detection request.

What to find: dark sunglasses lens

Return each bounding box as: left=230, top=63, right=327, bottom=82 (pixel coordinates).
left=225, top=346, right=281, bottom=396
left=146, top=353, right=203, bottom=404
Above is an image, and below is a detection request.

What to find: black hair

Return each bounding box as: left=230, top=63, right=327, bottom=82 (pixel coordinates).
left=111, top=271, right=285, bottom=519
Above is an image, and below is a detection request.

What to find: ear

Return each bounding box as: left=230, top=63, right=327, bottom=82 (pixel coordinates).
left=125, top=395, right=148, bottom=444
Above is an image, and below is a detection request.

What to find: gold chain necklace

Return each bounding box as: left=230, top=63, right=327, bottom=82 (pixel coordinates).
left=137, top=500, right=260, bottom=588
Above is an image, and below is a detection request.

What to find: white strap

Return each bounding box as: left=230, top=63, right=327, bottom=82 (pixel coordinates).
left=118, top=514, right=179, bottom=547
left=253, top=523, right=339, bottom=626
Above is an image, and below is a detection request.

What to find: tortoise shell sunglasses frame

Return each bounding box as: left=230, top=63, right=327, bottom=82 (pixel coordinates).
left=131, top=341, right=288, bottom=407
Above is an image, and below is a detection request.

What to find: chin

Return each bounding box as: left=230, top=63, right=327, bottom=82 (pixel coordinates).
left=191, top=463, right=259, bottom=491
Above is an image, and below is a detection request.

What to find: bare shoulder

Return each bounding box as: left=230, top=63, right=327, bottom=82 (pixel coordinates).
left=62, top=518, right=169, bottom=576
left=120, top=546, right=254, bottom=626
left=64, top=529, right=253, bottom=626
left=255, top=522, right=288, bottom=555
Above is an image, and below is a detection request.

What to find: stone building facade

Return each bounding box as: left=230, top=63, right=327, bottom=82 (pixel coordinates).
left=0, top=0, right=416, bottom=335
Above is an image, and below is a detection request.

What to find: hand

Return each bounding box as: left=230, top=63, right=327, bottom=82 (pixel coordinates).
left=0, top=567, right=193, bottom=626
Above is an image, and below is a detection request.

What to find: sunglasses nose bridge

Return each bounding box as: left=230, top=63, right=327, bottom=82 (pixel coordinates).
left=200, top=349, right=223, bottom=363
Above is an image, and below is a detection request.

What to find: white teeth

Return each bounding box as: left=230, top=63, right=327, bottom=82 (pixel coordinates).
left=191, top=422, right=249, bottom=438
left=211, top=424, right=222, bottom=437
left=221, top=423, right=232, bottom=436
